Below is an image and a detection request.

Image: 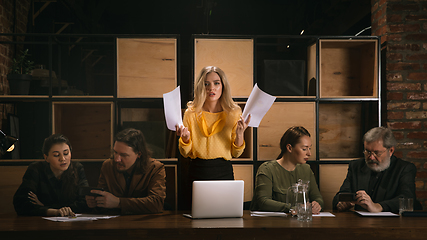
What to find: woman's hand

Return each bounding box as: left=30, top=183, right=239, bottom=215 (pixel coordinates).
left=311, top=201, right=322, bottom=214
left=176, top=125, right=190, bottom=144
left=46, top=207, right=75, bottom=217
left=28, top=191, right=44, bottom=206
left=56, top=207, right=75, bottom=217
left=236, top=115, right=251, bottom=136
left=234, top=115, right=251, bottom=147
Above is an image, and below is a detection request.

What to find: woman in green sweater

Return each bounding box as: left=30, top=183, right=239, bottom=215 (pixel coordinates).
left=251, top=126, right=324, bottom=213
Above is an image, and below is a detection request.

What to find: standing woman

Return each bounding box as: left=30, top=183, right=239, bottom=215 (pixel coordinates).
left=13, top=134, right=89, bottom=216
left=176, top=66, right=251, bottom=181
left=250, top=126, right=324, bottom=214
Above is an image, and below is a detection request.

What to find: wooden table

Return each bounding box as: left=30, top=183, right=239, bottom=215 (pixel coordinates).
left=1, top=210, right=426, bottom=240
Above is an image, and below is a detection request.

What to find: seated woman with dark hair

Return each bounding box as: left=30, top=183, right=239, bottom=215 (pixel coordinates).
left=13, top=134, right=89, bottom=216
left=250, top=126, right=324, bottom=214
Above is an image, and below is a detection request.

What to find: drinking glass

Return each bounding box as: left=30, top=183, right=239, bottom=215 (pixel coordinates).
left=399, top=198, right=413, bottom=215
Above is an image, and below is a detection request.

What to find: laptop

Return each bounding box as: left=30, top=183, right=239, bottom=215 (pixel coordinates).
left=183, top=180, right=244, bottom=219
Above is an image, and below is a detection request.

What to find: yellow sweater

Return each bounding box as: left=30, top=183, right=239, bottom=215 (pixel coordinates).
left=179, top=108, right=245, bottom=160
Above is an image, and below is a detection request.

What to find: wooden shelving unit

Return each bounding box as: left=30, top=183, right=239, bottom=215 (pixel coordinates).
left=0, top=34, right=380, bottom=212
left=194, top=35, right=380, bottom=210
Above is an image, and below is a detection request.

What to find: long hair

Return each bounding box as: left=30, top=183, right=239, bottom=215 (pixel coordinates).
left=114, top=128, right=151, bottom=173
left=187, top=66, right=239, bottom=113
left=277, top=126, right=311, bottom=159
left=42, top=134, right=78, bottom=201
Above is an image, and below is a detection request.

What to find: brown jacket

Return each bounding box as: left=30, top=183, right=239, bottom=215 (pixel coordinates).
left=98, top=158, right=166, bottom=215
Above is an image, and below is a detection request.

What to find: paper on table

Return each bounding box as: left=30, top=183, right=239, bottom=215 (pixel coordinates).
left=163, top=86, right=183, bottom=131
left=242, top=84, right=276, bottom=127
left=355, top=211, right=399, bottom=217
left=250, top=211, right=287, bottom=217
left=312, top=212, right=335, bottom=217
left=43, top=214, right=119, bottom=222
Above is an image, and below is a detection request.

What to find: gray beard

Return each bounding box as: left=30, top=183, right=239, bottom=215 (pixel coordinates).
left=365, top=155, right=391, bottom=172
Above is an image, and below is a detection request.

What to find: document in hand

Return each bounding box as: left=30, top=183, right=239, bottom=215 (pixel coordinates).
left=242, top=83, right=276, bottom=127
left=163, top=86, right=183, bottom=131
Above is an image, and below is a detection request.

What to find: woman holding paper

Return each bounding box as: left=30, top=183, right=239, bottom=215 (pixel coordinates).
left=176, top=66, right=250, bottom=181
left=13, top=134, right=89, bottom=216
left=250, top=126, right=324, bottom=214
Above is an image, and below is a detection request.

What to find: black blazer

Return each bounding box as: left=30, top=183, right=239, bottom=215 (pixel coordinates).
left=332, top=156, right=417, bottom=213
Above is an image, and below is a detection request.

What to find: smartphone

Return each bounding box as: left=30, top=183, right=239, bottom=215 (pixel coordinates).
left=338, top=193, right=356, bottom=202
left=79, top=187, right=104, bottom=197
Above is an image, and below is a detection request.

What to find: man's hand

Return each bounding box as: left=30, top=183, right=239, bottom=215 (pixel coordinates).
left=85, top=195, right=97, bottom=208
left=91, top=190, right=120, bottom=209
left=355, top=190, right=383, bottom=212
left=311, top=201, right=322, bottom=214
left=336, top=201, right=355, bottom=212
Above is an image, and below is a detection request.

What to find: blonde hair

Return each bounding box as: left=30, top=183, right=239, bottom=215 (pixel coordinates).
left=187, top=66, right=239, bottom=113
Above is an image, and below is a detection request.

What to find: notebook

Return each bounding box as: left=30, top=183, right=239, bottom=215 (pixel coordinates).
left=402, top=211, right=427, bottom=217
left=183, top=180, right=244, bottom=219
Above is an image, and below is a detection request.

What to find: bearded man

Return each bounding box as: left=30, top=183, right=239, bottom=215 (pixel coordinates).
left=333, top=127, right=419, bottom=213
left=86, top=128, right=166, bottom=215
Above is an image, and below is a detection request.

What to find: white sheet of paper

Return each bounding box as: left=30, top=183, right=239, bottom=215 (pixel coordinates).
left=355, top=211, right=399, bottom=217
left=242, top=84, right=276, bottom=127
left=43, top=214, right=119, bottom=222
left=250, top=211, right=287, bottom=217
left=163, top=86, right=183, bottom=131
left=312, top=212, right=335, bottom=217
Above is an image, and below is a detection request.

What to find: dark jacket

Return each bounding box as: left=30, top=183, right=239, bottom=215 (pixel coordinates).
left=13, top=161, right=89, bottom=216
left=332, top=155, right=417, bottom=213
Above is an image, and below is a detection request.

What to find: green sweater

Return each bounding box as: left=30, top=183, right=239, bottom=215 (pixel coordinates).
left=250, top=160, right=324, bottom=212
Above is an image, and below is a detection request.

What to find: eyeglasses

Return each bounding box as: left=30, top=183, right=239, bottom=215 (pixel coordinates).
left=363, top=149, right=387, bottom=158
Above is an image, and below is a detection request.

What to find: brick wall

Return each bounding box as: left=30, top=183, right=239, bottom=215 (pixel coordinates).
left=372, top=0, right=427, bottom=208
left=0, top=0, right=31, bottom=129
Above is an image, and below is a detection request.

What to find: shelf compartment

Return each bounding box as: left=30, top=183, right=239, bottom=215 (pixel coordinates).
left=194, top=38, right=253, bottom=98
left=232, top=164, right=254, bottom=202
left=117, top=38, right=177, bottom=98
left=318, top=39, right=378, bottom=98
left=255, top=37, right=317, bottom=97
left=120, top=108, right=177, bottom=159
left=53, top=102, right=113, bottom=159
left=258, top=102, right=316, bottom=161
left=319, top=102, right=379, bottom=159
left=319, top=164, right=349, bottom=211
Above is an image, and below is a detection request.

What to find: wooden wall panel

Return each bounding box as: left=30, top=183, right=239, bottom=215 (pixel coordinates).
left=234, top=103, right=252, bottom=160
left=53, top=102, right=113, bottom=160
left=164, top=164, right=177, bottom=210
left=319, top=103, right=362, bottom=159
left=307, top=43, right=316, bottom=96
left=194, top=39, right=253, bottom=98
left=0, top=166, right=27, bottom=214
left=117, top=38, right=177, bottom=98
left=319, top=40, right=377, bottom=98
left=233, top=164, right=253, bottom=202
left=319, top=164, right=349, bottom=211
left=258, top=102, right=316, bottom=161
